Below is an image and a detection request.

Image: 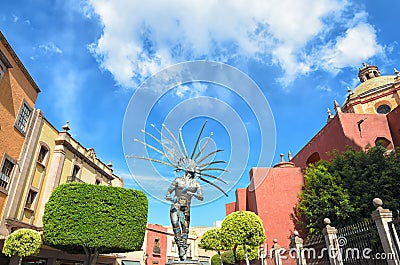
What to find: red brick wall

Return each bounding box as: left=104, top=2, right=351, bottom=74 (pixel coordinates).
left=146, top=224, right=168, bottom=265
left=339, top=112, right=393, bottom=149
left=250, top=167, right=303, bottom=249
left=291, top=112, right=394, bottom=168
left=386, top=105, right=400, bottom=147
left=225, top=202, right=236, bottom=216
left=235, top=188, right=247, bottom=211
left=291, top=115, right=347, bottom=168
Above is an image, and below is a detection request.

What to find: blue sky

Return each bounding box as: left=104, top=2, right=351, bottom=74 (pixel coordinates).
left=1, top=0, right=400, bottom=226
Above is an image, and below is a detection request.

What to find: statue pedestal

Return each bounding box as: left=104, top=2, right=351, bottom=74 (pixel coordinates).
left=166, top=260, right=203, bottom=265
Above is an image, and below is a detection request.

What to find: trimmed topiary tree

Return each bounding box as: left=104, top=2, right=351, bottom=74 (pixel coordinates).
left=235, top=245, right=259, bottom=261
left=212, top=254, right=222, bottom=265
left=200, top=228, right=228, bottom=265
left=43, top=183, right=148, bottom=265
left=220, top=211, right=265, bottom=265
left=221, top=250, right=236, bottom=265
left=2, top=228, right=42, bottom=265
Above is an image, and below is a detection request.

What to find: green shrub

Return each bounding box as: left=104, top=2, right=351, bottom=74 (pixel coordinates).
left=2, top=229, right=42, bottom=258
left=211, top=254, right=221, bottom=265
left=220, top=211, right=266, bottom=248
left=43, top=183, right=148, bottom=254
left=221, top=250, right=235, bottom=264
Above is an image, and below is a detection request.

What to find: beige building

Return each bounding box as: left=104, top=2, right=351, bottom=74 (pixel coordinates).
left=0, top=109, right=123, bottom=265
left=166, top=226, right=218, bottom=264
left=0, top=111, right=123, bottom=235
left=0, top=31, right=40, bottom=224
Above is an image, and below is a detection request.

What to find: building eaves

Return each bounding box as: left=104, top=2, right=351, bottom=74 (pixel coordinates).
left=0, top=31, right=41, bottom=93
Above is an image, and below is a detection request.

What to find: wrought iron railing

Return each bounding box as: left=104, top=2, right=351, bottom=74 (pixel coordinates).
left=337, top=219, right=387, bottom=265
left=67, top=175, right=84, bottom=183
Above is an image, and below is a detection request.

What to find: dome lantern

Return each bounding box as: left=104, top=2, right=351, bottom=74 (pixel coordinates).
left=358, top=62, right=380, bottom=82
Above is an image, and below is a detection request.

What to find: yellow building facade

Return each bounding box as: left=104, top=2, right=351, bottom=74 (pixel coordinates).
left=0, top=109, right=123, bottom=236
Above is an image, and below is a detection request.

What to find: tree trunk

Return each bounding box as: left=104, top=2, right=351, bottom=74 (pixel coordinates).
left=244, top=245, right=250, bottom=265
left=233, top=245, right=238, bottom=265
left=9, top=255, right=21, bottom=265
left=83, top=246, right=99, bottom=265
left=218, top=251, right=223, bottom=265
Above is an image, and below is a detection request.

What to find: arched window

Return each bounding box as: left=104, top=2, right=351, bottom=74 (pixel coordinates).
left=37, top=145, right=49, bottom=164
left=306, top=152, right=320, bottom=166
left=68, top=165, right=81, bottom=182
left=375, top=137, right=392, bottom=150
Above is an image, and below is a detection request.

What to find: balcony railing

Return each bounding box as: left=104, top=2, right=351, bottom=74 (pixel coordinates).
left=67, top=175, right=84, bottom=183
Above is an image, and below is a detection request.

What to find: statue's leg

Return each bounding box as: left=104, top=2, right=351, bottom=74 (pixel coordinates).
left=170, top=205, right=181, bottom=235
left=177, top=206, right=191, bottom=260
left=171, top=205, right=186, bottom=260
left=175, top=206, right=191, bottom=260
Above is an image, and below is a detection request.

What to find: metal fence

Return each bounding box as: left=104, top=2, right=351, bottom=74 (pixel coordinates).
left=336, top=219, right=386, bottom=265
left=303, top=234, right=330, bottom=265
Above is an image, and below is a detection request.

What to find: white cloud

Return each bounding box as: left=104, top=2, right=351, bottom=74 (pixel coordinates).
left=320, top=23, right=383, bottom=71
left=175, top=83, right=208, bottom=98
left=38, top=43, right=63, bottom=55
left=85, top=0, right=385, bottom=88
left=12, top=14, right=19, bottom=23
left=317, top=84, right=332, bottom=93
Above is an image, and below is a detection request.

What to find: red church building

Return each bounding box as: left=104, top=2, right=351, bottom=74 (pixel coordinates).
left=226, top=63, right=400, bottom=256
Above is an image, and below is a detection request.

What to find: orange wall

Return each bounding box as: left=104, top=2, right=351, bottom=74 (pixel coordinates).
left=0, top=36, right=39, bottom=162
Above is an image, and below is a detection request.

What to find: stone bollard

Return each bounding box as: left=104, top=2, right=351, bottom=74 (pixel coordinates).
left=322, top=218, right=343, bottom=265
left=272, top=239, right=283, bottom=265
left=371, top=198, right=400, bottom=265
left=290, top=231, right=307, bottom=265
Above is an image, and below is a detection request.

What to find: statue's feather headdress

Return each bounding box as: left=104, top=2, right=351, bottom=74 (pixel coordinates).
left=128, top=121, right=228, bottom=196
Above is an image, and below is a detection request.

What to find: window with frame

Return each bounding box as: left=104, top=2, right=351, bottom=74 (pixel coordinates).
left=0, top=158, right=14, bottom=189
left=25, top=190, right=38, bottom=209
left=0, top=50, right=12, bottom=82
left=0, top=58, right=6, bottom=80
left=37, top=146, right=48, bottom=164
left=153, top=238, right=161, bottom=254
left=68, top=165, right=81, bottom=182
left=15, top=102, right=32, bottom=134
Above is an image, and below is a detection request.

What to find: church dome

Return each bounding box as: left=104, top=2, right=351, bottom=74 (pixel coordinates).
left=342, top=63, right=400, bottom=115
left=350, top=75, right=396, bottom=99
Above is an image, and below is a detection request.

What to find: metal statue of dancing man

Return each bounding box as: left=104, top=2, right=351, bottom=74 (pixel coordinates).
left=130, top=121, right=228, bottom=260
left=165, top=158, right=203, bottom=259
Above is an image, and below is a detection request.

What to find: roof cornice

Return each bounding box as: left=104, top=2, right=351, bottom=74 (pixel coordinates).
left=0, top=31, right=41, bottom=93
